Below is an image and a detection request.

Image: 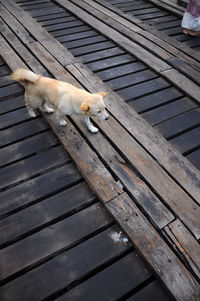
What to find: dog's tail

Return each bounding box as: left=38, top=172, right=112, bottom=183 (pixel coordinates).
left=10, top=69, right=41, bottom=86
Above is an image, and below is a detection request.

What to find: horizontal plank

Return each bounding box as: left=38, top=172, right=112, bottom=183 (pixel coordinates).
left=141, top=97, right=198, bottom=126
left=170, top=127, right=200, bottom=154
left=0, top=131, right=57, bottom=167
left=155, top=108, right=200, bottom=139
left=0, top=95, right=24, bottom=115
left=0, top=226, right=130, bottom=300
left=0, top=146, right=70, bottom=190
left=0, top=182, right=96, bottom=246
left=57, top=252, right=151, bottom=301
left=126, top=280, right=172, bottom=301
left=106, top=193, right=200, bottom=301
left=0, top=107, right=39, bottom=130
left=130, top=87, right=183, bottom=113
left=0, top=118, right=49, bottom=148
left=0, top=164, right=81, bottom=217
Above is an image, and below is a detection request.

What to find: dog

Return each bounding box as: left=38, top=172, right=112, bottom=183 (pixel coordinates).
left=10, top=69, right=109, bottom=133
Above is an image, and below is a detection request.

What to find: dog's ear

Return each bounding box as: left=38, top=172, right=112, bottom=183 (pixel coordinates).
left=80, top=101, right=90, bottom=112
left=97, top=91, right=108, bottom=97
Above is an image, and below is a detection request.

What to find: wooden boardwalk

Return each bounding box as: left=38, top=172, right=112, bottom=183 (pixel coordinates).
left=0, top=0, right=199, bottom=300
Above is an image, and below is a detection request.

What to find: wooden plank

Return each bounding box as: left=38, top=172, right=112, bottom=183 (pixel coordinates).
left=106, top=193, right=200, bottom=301
left=187, top=149, right=200, bottom=170
left=0, top=95, right=24, bottom=115
left=96, top=61, right=146, bottom=80
left=70, top=40, right=115, bottom=56
left=0, top=1, right=77, bottom=66
left=0, top=131, right=57, bottom=167
left=0, top=118, right=49, bottom=148
left=80, top=47, right=125, bottom=64
left=0, top=83, right=23, bottom=100
left=0, top=164, right=81, bottom=217
left=0, top=202, right=112, bottom=281
left=57, top=252, right=152, bottom=301
left=117, top=77, right=170, bottom=101
left=141, top=97, right=198, bottom=126
left=126, top=280, right=173, bottom=301
left=155, top=109, right=200, bottom=139
left=50, top=25, right=91, bottom=38
left=0, top=226, right=130, bottom=300
left=170, top=127, right=200, bottom=154
left=63, top=35, right=107, bottom=48
left=0, top=146, right=70, bottom=190
left=0, top=182, right=96, bottom=246
left=164, top=219, right=200, bottom=279
left=87, top=54, right=134, bottom=72
left=0, top=107, right=38, bottom=130
left=107, top=69, right=158, bottom=90
left=130, top=87, right=183, bottom=113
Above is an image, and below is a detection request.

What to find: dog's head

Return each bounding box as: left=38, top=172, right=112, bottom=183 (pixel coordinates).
left=80, top=91, right=109, bottom=120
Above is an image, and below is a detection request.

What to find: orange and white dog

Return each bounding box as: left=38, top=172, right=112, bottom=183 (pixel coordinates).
left=10, top=69, right=109, bottom=133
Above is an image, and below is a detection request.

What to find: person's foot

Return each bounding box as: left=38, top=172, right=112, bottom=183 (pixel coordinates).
left=188, top=29, right=198, bottom=36
left=183, top=28, right=198, bottom=36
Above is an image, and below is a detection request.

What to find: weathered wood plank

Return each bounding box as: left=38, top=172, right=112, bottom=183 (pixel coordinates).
left=106, top=193, right=200, bottom=301
left=164, top=219, right=200, bottom=280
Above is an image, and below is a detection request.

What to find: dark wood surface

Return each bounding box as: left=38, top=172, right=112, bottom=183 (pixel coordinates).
left=0, top=0, right=199, bottom=300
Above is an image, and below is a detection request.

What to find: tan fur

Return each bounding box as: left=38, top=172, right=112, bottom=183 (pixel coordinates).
left=10, top=69, right=109, bottom=132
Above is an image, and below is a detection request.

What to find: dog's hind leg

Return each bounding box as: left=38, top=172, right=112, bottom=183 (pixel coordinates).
left=84, top=116, right=98, bottom=133
left=26, top=105, right=37, bottom=117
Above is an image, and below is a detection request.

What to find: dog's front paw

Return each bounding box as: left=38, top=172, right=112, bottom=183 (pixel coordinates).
left=59, top=120, right=67, bottom=126
left=89, top=126, right=98, bottom=133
